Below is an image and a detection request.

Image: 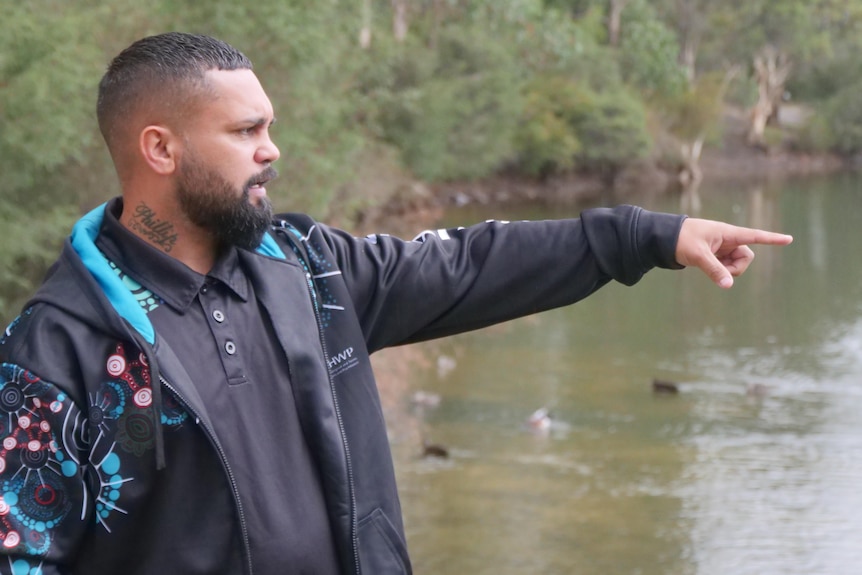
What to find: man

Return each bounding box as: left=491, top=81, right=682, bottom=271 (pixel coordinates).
left=0, top=32, right=791, bottom=575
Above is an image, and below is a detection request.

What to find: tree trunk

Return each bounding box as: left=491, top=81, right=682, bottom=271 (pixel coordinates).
left=430, top=0, right=441, bottom=49
left=678, top=67, right=737, bottom=190
left=674, top=0, right=702, bottom=84
left=359, top=0, right=372, bottom=49
left=747, top=45, right=792, bottom=147
left=679, top=136, right=704, bottom=186
left=679, top=37, right=697, bottom=83
left=392, top=0, right=408, bottom=42
left=608, top=0, right=628, bottom=47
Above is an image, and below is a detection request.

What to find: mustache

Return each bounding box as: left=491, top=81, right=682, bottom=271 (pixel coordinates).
left=244, top=166, right=279, bottom=190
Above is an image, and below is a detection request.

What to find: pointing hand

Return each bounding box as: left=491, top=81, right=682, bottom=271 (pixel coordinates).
left=675, top=218, right=793, bottom=288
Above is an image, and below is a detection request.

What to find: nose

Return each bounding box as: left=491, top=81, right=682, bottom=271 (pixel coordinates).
left=256, top=134, right=280, bottom=165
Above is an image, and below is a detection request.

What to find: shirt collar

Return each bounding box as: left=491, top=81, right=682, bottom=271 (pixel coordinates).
left=95, top=197, right=249, bottom=313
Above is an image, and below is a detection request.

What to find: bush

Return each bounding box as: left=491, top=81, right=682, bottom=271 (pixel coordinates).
left=830, top=84, right=862, bottom=154
left=513, top=75, right=586, bottom=176
left=0, top=205, right=77, bottom=324
left=0, top=5, right=104, bottom=202
left=803, top=80, right=862, bottom=155
left=619, top=0, right=687, bottom=100
left=370, top=27, right=523, bottom=181
left=513, top=75, right=650, bottom=176
left=574, top=89, right=651, bottom=171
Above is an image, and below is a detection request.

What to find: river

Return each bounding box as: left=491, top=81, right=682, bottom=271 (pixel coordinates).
left=385, top=173, right=862, bottom=574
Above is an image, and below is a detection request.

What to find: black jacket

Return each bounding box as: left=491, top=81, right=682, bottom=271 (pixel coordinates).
left=0, top=202, right=684, bottom=574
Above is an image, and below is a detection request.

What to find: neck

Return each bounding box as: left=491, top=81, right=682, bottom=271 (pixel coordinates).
left=119, top=198, right=219, bottom=274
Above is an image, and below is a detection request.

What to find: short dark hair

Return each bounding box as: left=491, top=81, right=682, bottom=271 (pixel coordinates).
left=97, top=32, right=252, bottom=149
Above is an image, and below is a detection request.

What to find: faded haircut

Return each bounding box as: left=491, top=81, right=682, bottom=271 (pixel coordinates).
left=96, top=32, right=252, bottom=150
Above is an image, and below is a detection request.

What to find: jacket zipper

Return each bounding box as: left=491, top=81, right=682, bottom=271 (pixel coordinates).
left=303, top=271, right=361, bottom=575
left=159, top=375, right=255, bottom=575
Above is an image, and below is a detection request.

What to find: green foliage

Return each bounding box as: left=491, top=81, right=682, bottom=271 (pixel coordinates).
left=656, top=73, right=725, bottom=140
left=542, top=0, right=601, bottom=18
left=574, top=89, right=650, bottom=171
left=0, top=3, right=111, bottom=320
left=367, top=28, right=523, bottom=181
left=699, top=0, right=862, bottom=78
left=157, top=0, right=368, bottom=215
left=6, top=0, right=862, bottom=313
left=0, top=205, right=77, bottom=323
left=804, top=80, right=862, bottom=155
left=514, top=76, right=586, bottom=176
left=514, top=75, right=649, bottom=175
left=465, top=0, right=622, bottom=91
left=762, top=125, right=785, bottom=150
left=619, top=0, right=687, bottom=99
left=0, top=4, right=104, bottom=200
left=789, top=48, right=862, bottom=102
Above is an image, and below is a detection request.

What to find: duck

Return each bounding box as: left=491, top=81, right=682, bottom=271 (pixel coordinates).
left=651, top=378, right=679, bottom=394
left=411, top=390, right=442, bottom=408
left=421, top=439, right=449, bottom=459
left=436, top=355, right=457, bottom=379
left=526, top=407, right=552, bottom=432
left=746, top=382, right=772, bottom=397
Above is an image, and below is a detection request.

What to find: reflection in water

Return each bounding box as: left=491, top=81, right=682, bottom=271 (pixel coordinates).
left=682, top=318, right=862, bottom=575
left=387, top=175, right=862, bottom=575
left=680, top=180, right=702, bottom=216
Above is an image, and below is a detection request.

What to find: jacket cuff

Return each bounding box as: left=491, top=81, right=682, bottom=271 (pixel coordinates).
left=635, top=209, right=687, bottom=271
left=581, top=205, right=686, bottom=286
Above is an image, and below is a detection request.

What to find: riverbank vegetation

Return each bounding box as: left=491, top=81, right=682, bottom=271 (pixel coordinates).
left=3, top=0, right=862, bottom=318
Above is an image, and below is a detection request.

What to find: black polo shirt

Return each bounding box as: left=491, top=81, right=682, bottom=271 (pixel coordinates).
left=96, top=199, right=341, bottom=574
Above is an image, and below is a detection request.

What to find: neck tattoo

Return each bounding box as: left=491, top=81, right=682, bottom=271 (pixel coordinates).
left=129, top=203, right=179, bottom=253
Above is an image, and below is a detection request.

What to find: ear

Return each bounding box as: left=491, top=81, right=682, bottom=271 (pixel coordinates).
left=139, top=125, right=179, bottom=175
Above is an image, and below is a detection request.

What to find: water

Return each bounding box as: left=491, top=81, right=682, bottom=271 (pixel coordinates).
left=385, top=174, right=862, bottom=574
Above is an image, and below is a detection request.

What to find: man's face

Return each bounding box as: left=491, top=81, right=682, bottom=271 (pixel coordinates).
left=174, top=69, right=280, bottom=249
left=176, top=150, right=275, bottom=250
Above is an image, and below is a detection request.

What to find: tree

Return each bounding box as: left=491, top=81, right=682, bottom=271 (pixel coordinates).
left=652, top=0, right=710, bottom=82
left=698, top=0, right=862, bottom=147
left=607, top=0, right=628, bottom=46
left=392, top=0, right=409, bottom=41
left=659, top=70, right=738, bottom=184
left=618, top=0, right=687, bottom=99
left=747, top=45, right=792, bottom=146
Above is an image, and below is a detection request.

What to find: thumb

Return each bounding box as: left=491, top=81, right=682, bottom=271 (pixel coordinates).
left=698, top=252, right=734, bottom=289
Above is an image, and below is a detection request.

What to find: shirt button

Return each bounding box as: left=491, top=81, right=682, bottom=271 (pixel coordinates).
left=212, top=310, right=225, bottom=323
left=200, top=285, right=209, bottom=294
left=224, top=341, right=237, bottom=355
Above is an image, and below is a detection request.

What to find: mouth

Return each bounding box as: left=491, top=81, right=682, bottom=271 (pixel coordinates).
left=247, top=182, right=267, bottom=198
left=246, top=167, right=278, bottom=199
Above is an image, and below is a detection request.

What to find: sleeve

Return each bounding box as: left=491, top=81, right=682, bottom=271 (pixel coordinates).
left=0, top=362, right=91, bottom=575
left=314, top=204, right=685, bottom=351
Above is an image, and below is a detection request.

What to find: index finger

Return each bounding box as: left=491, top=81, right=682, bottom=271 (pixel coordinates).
left=726, top=226, right=794, bottom=246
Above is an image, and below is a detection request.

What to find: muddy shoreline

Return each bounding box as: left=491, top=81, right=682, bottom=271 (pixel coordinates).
left=363, top=147, right=848, bottom=237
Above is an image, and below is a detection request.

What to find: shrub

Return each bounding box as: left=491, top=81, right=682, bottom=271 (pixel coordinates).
left=825, top=83, right=862, bottom=154
left=619, top=0, right=687, bottom=100
left=0, top=204, right=77, bottom=324
left=574, top=89, right=651, bottom=171
left=513, top=75, right=587, bottom=176
left=802, top=80, right=862, bottom=155
left=372, top=27, right=523, bottom=181
left=514, top=75, right=649, bottom=176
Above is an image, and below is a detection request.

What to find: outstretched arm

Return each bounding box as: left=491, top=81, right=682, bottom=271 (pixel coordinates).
left=675, top=218, right=793, bottom=289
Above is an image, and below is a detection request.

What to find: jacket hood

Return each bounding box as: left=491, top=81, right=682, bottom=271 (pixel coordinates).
left=22, top=202, right=287, bottom=344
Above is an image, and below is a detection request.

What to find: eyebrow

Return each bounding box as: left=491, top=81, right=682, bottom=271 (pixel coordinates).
left=238, top=117, right=276, bottom=129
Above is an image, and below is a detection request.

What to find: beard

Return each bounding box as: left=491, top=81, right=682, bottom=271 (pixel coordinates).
left=176, top=157, right=276, bottom=251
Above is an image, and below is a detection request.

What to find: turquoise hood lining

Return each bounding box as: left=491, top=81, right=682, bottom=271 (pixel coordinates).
left=70, top=202, right=286, bottom=345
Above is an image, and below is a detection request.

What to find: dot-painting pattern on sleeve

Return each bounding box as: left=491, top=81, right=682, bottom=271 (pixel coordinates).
left=0, top=363, right=86, bottom=560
